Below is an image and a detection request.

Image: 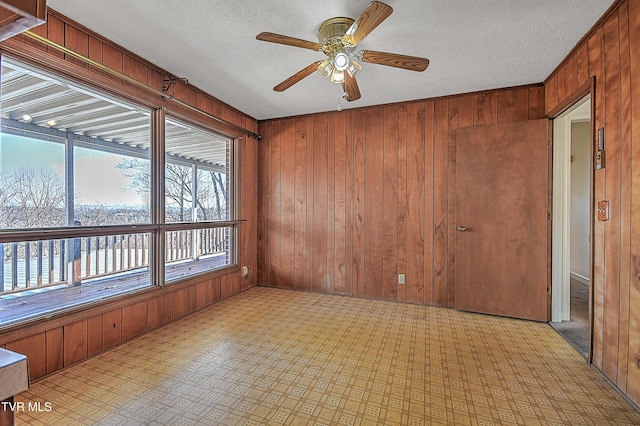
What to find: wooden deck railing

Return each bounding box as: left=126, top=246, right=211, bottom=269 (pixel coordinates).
left=1, top=228, right=228, bottom=294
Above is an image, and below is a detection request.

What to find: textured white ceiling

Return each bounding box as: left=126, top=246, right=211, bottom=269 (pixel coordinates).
left=47, top=0, right=613, bottom=121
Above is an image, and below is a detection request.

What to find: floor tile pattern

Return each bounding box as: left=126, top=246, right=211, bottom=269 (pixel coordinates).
left=14, top=287, right=640, bottom=425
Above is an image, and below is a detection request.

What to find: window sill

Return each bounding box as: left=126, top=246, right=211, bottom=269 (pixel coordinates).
left=0, top=258, right=237, bottom=332
left=0, top=271, right=153, bottom=330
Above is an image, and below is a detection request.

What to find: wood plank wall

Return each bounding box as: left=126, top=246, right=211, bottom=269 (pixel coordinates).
left=0, top=9, right=259, bottom=381
left=257, top=85, right=545, bottom=306
left=544, top=0, right=640, bottom=406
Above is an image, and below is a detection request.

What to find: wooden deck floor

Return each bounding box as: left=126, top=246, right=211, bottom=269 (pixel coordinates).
left=0, top=255, right=229, bottom=327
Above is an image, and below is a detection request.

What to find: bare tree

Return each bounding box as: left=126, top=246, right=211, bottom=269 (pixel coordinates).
left=117, top=158, right=151, bottom=204
left=5, top=165, right=65, bottom=228
left=165, top=163, right=193, bottom=221
left=75, top=202, right=149, bottom=226
left=118, top=158, right=227, bottom=221
left=209, top=170, right=227, bottom=220
left=0, top=171, right=16, bottom=228
left=0, top=164, right=156, bottom=228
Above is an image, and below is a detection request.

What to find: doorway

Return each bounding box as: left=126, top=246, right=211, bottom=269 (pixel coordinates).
left=550, top=95, right=591, bottom=358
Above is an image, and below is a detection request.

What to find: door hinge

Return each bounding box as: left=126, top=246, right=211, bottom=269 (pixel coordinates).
left=547, top=285, right=552, bottom=295
left=548, top=137, right=553, bottom=148
left=547, top=211, right=552, bottom=220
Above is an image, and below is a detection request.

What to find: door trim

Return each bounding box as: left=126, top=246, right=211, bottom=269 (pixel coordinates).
left=547, top=77, right=596, bottom=363
left=551, top=96, right=590, bottom=322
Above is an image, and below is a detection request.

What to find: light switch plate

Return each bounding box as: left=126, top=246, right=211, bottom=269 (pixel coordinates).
left=398, top=274, right=405, bottom=284
left=595, top=150, right=605, bottom=169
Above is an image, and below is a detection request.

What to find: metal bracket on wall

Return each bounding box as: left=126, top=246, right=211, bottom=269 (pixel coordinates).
left=162, top=75, right=189, bottom=93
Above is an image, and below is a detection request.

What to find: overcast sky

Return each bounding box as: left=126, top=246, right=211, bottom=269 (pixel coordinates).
left=0, top=134, right=147, bottom=207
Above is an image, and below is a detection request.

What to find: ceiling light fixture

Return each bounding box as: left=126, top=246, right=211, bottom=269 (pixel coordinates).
left=334, top=52, right=349, bottom=71
left=318, top=59, right=333, bottom=77
left=46, top=119, right=57, bottom=126
left=346, top=59, right=362, bottom=77
left=257, top=1, right=430, bottom=102
left=22, top=114, right=32, bottom=122
left=314, top=18, right=359, bottom=86
left=330, top=69, right=345, bottom=83
left=319, top=52, right=361, bottom=85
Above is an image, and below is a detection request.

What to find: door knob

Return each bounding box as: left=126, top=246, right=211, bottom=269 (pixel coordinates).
left=456, top=226, right=467, bottom=232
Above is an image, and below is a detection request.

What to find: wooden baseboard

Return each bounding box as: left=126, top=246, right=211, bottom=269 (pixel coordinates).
left=570, top=272, right=590, bottom=285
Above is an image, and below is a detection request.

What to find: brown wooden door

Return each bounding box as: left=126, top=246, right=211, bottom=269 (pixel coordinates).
left=455, top=119, right=549, bottom=321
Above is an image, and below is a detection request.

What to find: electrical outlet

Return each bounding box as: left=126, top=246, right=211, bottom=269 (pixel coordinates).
left=597, top=201, right=609, bottom=221
left=241, top=266, right=249, bottom=277
left=398, top=274, right=405, bottom=284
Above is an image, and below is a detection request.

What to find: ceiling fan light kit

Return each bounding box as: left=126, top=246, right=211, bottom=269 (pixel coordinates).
left=256, top=1, right=429, bottom=104
left=316, top=17, right=360, bottom=84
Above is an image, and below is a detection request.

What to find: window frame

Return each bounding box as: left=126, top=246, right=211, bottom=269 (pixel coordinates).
left=0, top=55, right=240, bottom=328
left=161, top=112, right=237, bottom=283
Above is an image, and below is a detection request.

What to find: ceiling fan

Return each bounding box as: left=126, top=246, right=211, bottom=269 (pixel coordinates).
left=256, top=1, right=429, bottom=102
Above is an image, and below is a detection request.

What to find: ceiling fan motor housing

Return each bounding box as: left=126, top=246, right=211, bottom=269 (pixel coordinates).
left=318, top=17, right=355, bottom=55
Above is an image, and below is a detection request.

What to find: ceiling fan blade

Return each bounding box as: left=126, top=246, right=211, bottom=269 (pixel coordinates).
left=273, top=61, right=322, bottom=92
left=256, top=32, right=322, bottom=51
left=360, top=50, right=430, bottom=72
left=343, top=1, right=393, bottom=45
left=342, top=73, right=361, bottom=101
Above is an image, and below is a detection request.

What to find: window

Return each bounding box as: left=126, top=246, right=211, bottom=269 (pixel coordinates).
left=1, top=135, right=65, bottom=228
left=0, top=57, right=237, bottom=328
left=0, top=58, right=153, bottom=326
left=164, top=118, right=233, bottom=281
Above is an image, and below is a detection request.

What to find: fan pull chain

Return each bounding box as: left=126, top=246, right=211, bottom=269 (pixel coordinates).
left=337, top=85, right=343, bottom=112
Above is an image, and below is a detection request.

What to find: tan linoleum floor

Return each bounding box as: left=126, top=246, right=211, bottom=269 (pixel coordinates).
left=15, top=287, right=640, bottom=425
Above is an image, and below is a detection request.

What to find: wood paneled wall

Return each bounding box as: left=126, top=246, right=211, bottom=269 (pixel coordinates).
left=239, top=133, right=259, bottom=286
left=0, top=9, right=259, bottom=381
left=257, top=85, right=545, bottom=305
left=544, top=0, right=640, bottom=406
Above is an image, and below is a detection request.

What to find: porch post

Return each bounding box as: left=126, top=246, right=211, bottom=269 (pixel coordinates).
left=65, top=132, right=81, bottom=286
